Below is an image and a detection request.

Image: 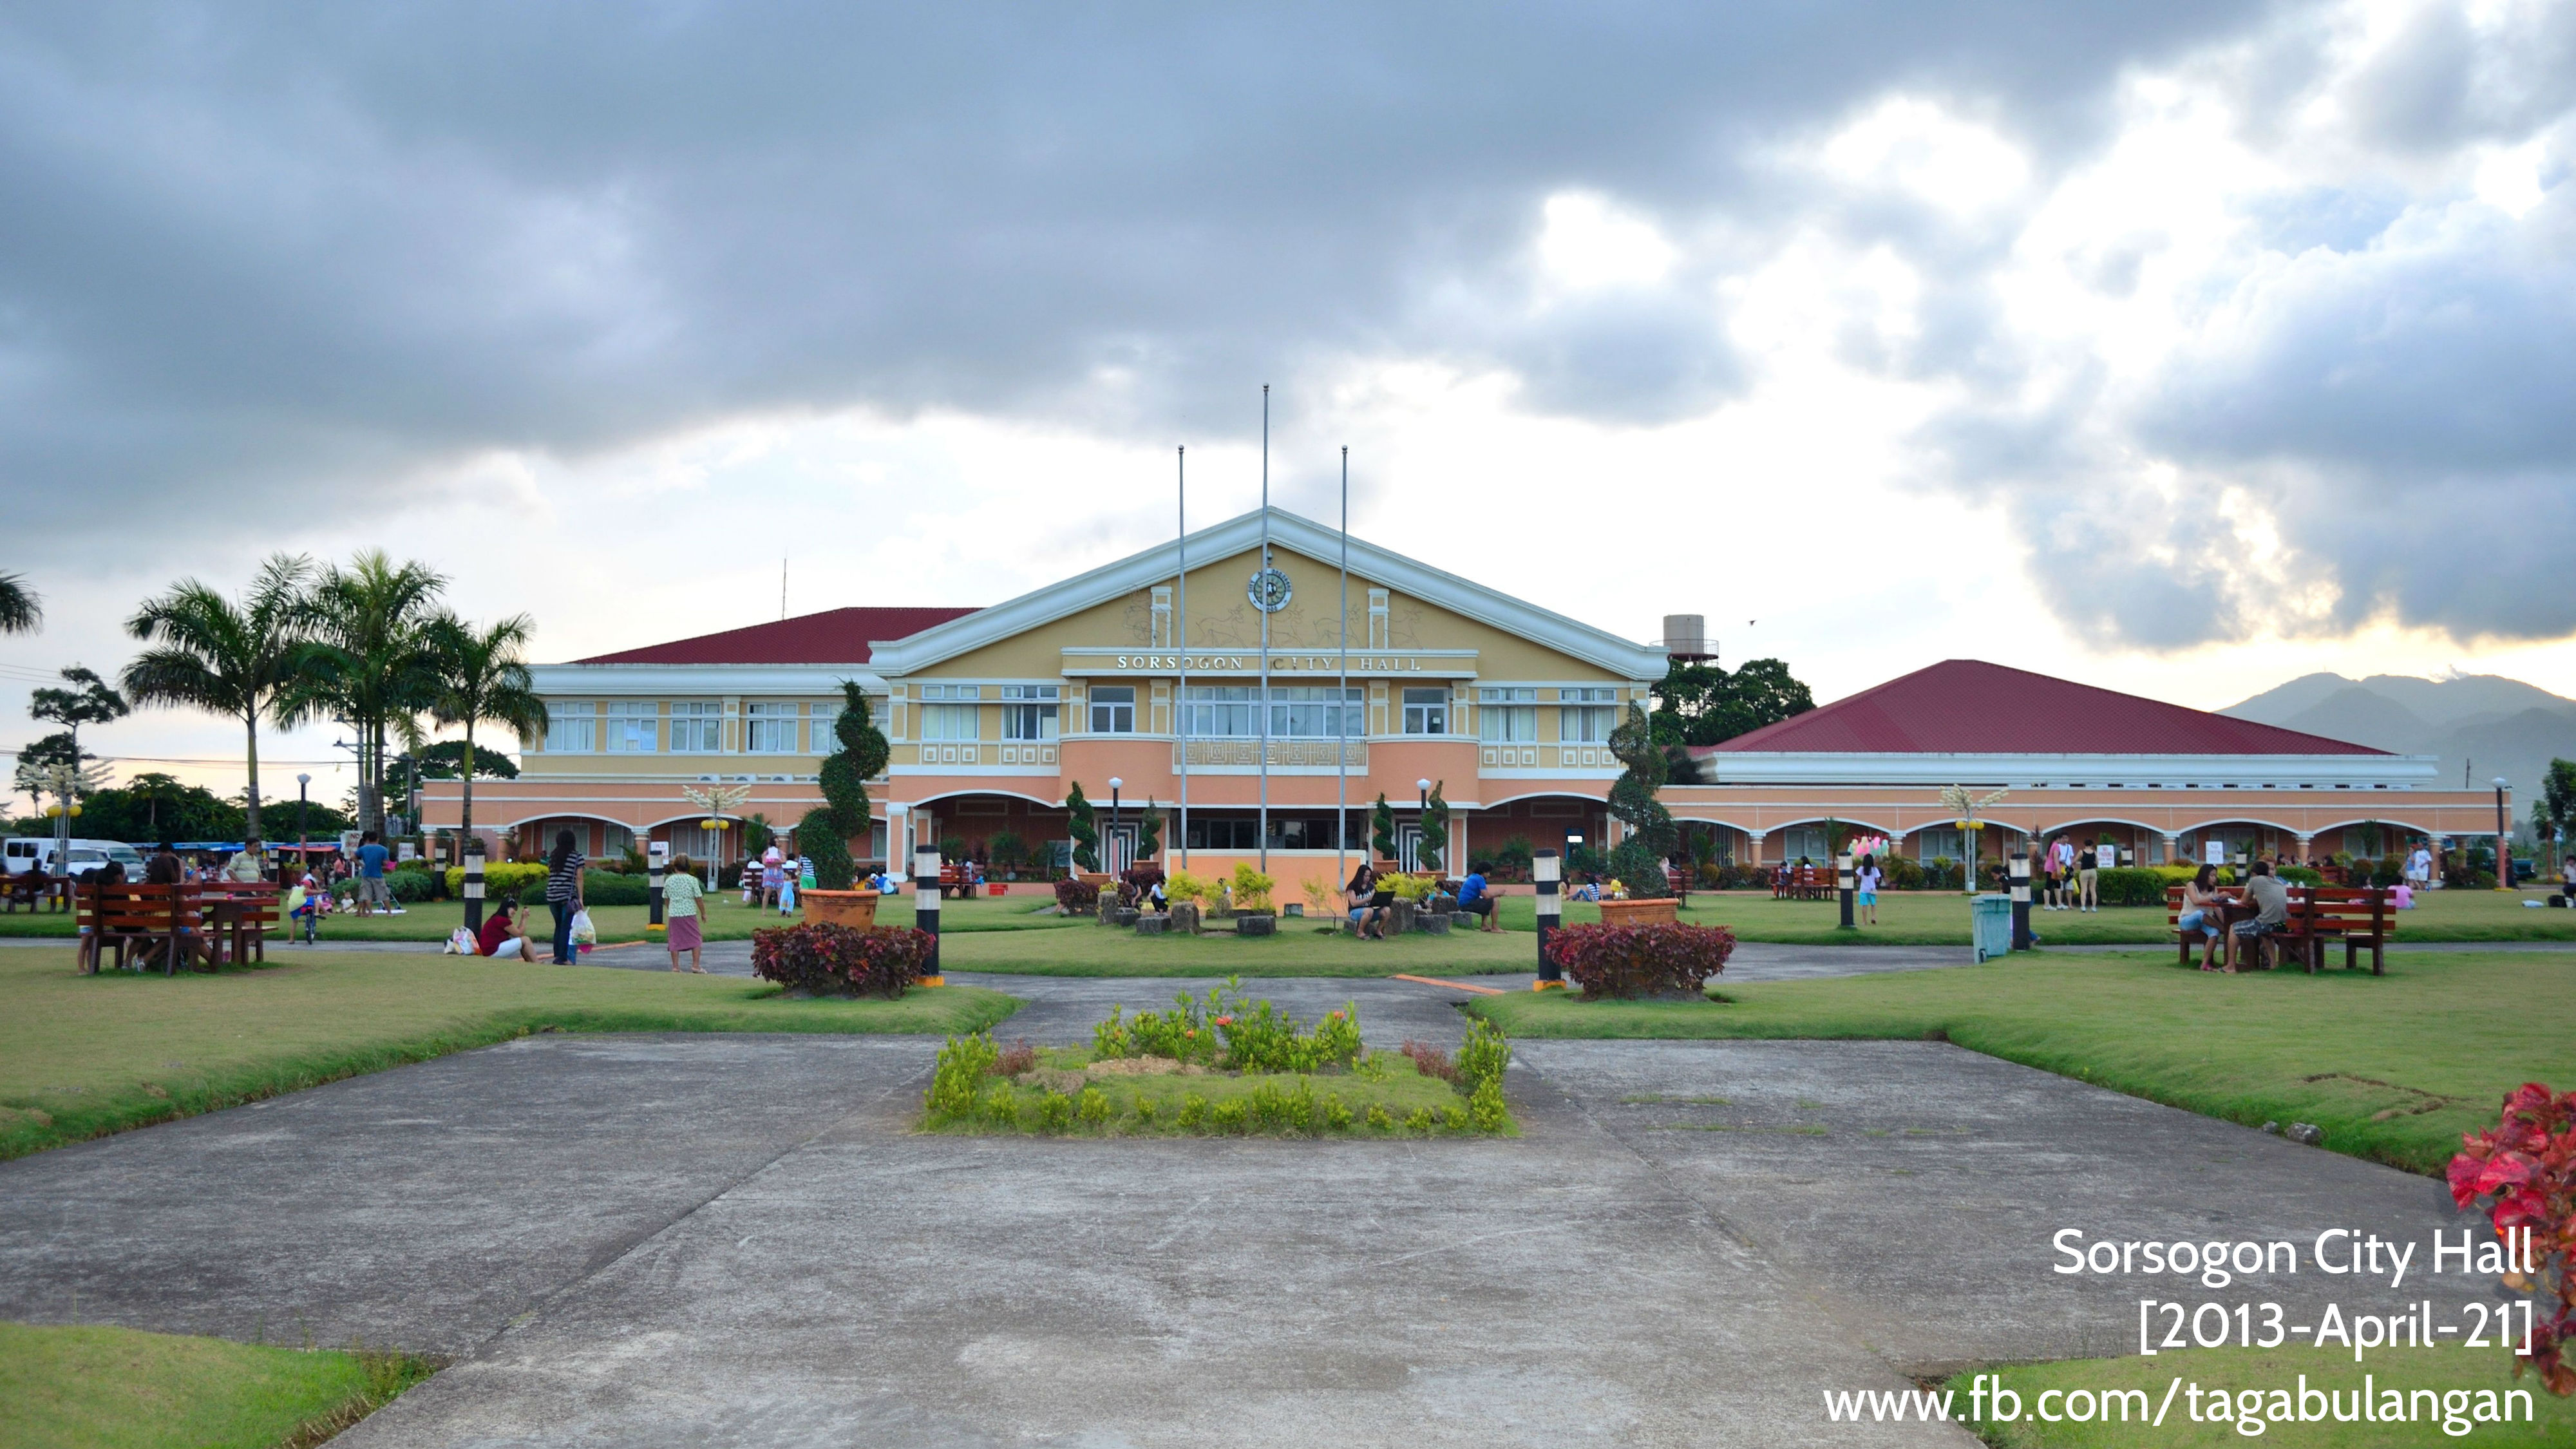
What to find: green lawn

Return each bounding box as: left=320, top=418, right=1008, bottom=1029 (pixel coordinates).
left=1946, top=1344, right=2572, bottom=1446
left=0, top=946, right=1021, bottom=1160
left=0, top=1321, right=439, bottom=1449
left=943, top=915, right=1537, bottom=976
left=1471, top=887, right=2576, bottom=945
left=1464, top=951, right=2576, bottom=1175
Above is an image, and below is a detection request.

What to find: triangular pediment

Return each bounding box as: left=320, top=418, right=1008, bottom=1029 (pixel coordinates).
left=865, top=508, right=1665, bottom=680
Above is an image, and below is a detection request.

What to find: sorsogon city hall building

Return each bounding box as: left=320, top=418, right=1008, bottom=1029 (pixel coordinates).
left=421, top=508, right=2506, bottom=893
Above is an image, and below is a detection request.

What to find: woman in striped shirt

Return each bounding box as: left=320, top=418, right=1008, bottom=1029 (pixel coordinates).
left=545, top=829, right=587, bottom=964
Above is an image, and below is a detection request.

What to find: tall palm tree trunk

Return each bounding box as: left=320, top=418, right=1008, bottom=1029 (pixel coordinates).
left=243, top=715, right=264, bottom=848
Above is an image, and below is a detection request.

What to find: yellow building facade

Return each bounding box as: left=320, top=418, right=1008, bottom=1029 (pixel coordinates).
left=423, top=508, right=1667, bottom=899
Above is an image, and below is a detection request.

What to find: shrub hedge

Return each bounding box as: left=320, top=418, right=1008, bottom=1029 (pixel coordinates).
left=1547, top=922, right=1736, bottom=999
left=749, top=922, right=934, bottom=997
left=1055, top=878, right=1101, bottom=914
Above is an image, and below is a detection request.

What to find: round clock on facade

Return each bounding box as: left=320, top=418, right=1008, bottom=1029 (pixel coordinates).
left=1247, top=565, right=1293, bottom=613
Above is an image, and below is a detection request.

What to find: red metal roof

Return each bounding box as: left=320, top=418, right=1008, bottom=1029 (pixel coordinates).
left=573, top=607, right=980, bottom=666
left=1701, top=659, right=2386, bottom=757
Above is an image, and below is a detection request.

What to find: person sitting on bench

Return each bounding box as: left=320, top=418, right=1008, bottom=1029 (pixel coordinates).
left=2177, top=864, right=2226, bottom=971
left=2226, top=860, right=2290, bottom=971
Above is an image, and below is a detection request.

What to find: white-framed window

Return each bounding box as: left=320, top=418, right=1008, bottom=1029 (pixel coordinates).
left=1478, top=687, right=1537, bottom=743
left=544, top=700, right=596, bottom=753
left=669, top=701, right=722, bottom=753
left=1269, top=687, right=1362, bottom=739
left=1089, top=685, right=1135, bottom=734
left=1180, top=685, right=1253, bottom=737
left=1560, top=687, right=1621, bottom=743
left=602, top=701, right=657, bottom=753
left=743, top=702, right=797, bottom=753
left=1402, top=687, right=1448, bottom=735
left=809, top=705, right=840, bottom=754
left=919, top=703, right=979, bottom=741
left=1001, top=684, right=1059, bottom=741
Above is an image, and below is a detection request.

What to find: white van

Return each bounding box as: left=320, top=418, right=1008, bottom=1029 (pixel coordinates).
left=3, top=838, right=150, bottom=880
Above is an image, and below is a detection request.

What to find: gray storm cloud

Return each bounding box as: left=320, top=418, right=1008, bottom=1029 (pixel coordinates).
left=1, top=0, right=2570, bottom=648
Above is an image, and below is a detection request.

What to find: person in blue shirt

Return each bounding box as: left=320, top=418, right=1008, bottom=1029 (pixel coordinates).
left=1455, top=869, right=1500, bottom=933
left=354, top=831, right=392, bottom=916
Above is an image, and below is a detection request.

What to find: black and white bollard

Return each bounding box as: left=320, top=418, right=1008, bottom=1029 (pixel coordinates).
left=647, top=840, right=668, bottom=933
left=463, top=837, right=486, bottom=933
left=914, top=844, right=942, bottom=985
left=2009, top=852, right=2032, bottom=951
left=1838, top=850, right=1856, bottom=930
left=1533, top=848, right=1563, bottom=990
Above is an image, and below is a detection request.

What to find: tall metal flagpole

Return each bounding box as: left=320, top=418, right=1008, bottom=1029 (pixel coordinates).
left=1257, top=384, right=1271, bottom=873
left=1338, top=445, right=1349, bottom=887
left=1177, top=446, right=1188, bottom=874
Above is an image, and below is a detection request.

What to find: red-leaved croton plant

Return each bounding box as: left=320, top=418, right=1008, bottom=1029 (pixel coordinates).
left=2448, top=1082, right=2575, bottom=1397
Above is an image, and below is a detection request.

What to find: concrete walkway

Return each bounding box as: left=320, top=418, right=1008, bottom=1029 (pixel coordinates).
left=0, top=971, right=2474, bottom=1446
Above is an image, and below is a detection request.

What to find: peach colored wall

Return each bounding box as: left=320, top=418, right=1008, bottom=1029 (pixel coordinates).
left=1663, top=784, right=2500, bottom=864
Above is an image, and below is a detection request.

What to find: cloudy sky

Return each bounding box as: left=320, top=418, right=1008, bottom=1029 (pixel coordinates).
left=5, top=0, right=2574, bottom=806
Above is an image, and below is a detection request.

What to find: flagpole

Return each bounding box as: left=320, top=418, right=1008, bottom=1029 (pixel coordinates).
left=1257, top=383, right=1271, bottom=875
left=1176, top=445, right=1189, bottom=875
left=1338, top=444, right=1349, bottom=890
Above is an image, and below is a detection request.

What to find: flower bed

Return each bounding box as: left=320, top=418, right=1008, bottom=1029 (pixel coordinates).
left=750, top=922, right=935, bottom=997
left=923, top=981, right=1515, bottom=1136
left=1546, top=922, right=1736, bottom=999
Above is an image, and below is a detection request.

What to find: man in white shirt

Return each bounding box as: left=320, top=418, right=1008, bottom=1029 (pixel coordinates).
left=2405, top=845, right=2433, bottom=889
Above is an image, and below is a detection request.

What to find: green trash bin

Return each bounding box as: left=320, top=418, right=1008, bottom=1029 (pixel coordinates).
left=1972, top=893, right=2014, bottom=961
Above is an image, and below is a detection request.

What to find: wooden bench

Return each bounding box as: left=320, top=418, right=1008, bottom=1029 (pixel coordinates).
left=6, top=870, right=69, bottom=913
left=196, top=882, right=282, bottom=965
left=1772, top=864, right=1836, bottom=900
left=2282, top=886, right=2394, bottom=976
left=78, top=881, right=207, bottom=974
left=938, top=863, right=981, bottom=900
left=2165, top=883, right=2396, bottom=974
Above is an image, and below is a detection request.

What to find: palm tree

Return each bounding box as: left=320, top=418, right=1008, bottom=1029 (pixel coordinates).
left=0, top=571, right=39, bottom=634
left=122, top=555, right=316, bottom=850
left=424, top=612, right=547, bottom=863
left=278, top=552, right=448, bottom=835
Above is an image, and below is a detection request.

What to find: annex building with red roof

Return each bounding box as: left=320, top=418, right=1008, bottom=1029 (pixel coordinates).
left=1664, top=659, right=2496, bottom=869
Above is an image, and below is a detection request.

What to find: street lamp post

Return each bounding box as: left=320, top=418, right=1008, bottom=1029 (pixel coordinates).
left=1416, top=777, right=1431, bottom=873
left=296, top=773, right=311, bottom=882
left=2493, top=777, right=2512, bottom=891
left=1108, top=777, right=1123, bottom=877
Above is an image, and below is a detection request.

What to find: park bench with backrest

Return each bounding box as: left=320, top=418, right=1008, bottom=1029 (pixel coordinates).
left=194, top=880, right=282, bottom=965
left=6, top=870, right=69, bottom=913
left=78, top=880, right=207, bottom=974
left=2165, top=882, right=2395, bottom=974
left=1772, top=864, right=1836, bottom=901
left=2279, top=885, right=2395, bottom=976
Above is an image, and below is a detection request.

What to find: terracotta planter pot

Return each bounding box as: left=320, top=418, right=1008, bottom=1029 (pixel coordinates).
left=1597, top=897, right=1678, bottom=927
left=802, top=889, right=880, bottom=929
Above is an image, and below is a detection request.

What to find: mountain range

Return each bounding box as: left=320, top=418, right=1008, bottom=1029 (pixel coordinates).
left=2221, top=672, right=2576, bottom=821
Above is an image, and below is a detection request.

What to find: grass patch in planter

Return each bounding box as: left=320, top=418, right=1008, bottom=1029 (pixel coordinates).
left=922, top=978, right=1516, bottom=1137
